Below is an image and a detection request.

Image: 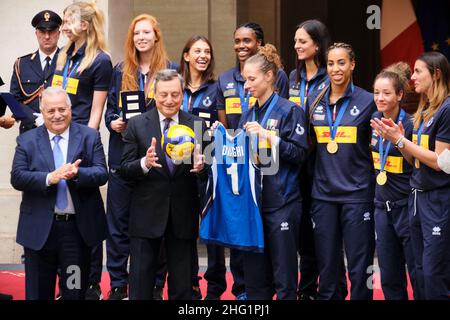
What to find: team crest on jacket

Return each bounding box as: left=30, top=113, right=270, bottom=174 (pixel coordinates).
left=203, top=96, right=212, bottom=107
left=296, top=124, right=305, bottom=135
left=350, top=105, right=360, bottom=117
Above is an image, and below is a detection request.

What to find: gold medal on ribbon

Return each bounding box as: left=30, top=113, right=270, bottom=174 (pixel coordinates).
left=327, top=140, right=338, bottom=154
left=376, top=171, right=388, bottom=186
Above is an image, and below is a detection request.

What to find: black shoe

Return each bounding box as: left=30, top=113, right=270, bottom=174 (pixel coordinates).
left=0, top=293, right=13, bottom=300
left=108, top=287, right=128, bottom=300
left=85, top=283, right=103, bottom=300
left=152, top=286, right=163, bottom=300
left=192, top=286, right=202, bottom=300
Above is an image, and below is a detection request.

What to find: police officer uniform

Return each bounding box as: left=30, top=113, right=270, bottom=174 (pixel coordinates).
left=239, top=92, right=309, bottom=299
left=9, top=10, right=61, bottom=134
left=308, top=82, right=377, bottom=300
left=408, top=97, right=450, bottom=300
left=371, top=110, right=418, bottom=300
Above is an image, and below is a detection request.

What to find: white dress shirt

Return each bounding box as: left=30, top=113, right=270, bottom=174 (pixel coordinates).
left=38, top=49, right=57, bottom=71
left=45, top=127, right=76, bottom=214
left=140, top=111, right=180, bottom=173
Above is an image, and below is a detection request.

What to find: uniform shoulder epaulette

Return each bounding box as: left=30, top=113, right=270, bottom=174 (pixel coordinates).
left=19, top=51, right=38, bottom=60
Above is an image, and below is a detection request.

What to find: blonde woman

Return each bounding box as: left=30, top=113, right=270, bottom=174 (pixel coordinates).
left=52, top=1, right=113, bottom=300
left=52, top=1, right=112, bottom=129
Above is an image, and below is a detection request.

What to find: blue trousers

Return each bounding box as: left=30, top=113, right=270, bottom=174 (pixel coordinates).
left=243, top=200, right=301, bottom=300
left=374, top=200, right=418, bottom=300
left=105, top=169, right=133, bottom=288
left=311, top=200, right=375, bottom=300
left=25, top=219, right=91, bottom=300
left=409, top=187, right=450, bottom=300
left=204, top=245, right=245, bottom=298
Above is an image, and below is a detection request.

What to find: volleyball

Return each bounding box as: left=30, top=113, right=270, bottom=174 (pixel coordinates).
left=161, top=124, right=195, bottom=161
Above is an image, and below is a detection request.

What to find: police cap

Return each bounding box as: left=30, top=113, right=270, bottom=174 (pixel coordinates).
left=31, top=10, right=62, bottom=31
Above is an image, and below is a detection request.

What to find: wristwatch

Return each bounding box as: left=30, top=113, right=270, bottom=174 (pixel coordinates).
left=395, top=136, right=405, bottom=149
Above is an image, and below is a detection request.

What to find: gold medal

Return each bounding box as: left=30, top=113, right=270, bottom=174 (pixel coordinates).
left=327, top=140, right=338, bottom=154
left=376, top=171, right=388, bottom=186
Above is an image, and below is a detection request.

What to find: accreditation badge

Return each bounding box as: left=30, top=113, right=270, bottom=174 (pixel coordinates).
left=66, top=78, right=79, bottom=95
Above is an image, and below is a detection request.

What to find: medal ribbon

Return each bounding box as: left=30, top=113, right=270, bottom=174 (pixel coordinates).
left=62, top=59, right=80, bottom=90
left=325, top=83, right=353, bottom=141
left=299, top=79, right=316, bottom=111
left=379, top=109, right=405, bottom=173
left=182, top=91, right=204, bottom=112
left=238, top=84, right=251, bottom=113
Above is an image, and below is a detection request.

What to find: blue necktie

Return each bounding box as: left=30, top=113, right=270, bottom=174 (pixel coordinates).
left=53, top=135, right=68, bottom=210
left=163, top=118, right=175, bottom=175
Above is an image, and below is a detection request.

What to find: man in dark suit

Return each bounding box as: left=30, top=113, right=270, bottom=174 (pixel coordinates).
left=9, top=10, right=61, bottom=134
left=10, top=87, right=108, bottom=300
left=121, top=69, right=207, bottom=300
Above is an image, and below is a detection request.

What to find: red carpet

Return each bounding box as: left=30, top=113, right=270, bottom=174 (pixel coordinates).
left=0, top=270, right=413, bottom=300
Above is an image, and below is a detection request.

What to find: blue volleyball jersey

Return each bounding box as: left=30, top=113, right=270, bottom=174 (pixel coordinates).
left=410, top=97, right=450, bottom=191
left=308, top=82, right=377, bottom=203
left=371, top=110, right=413, bottom=202
left=288, top=66, right=329, bottom=111
left=200, top=123, right=264, bottom=252
left=216, top=65, right=289, bottom=129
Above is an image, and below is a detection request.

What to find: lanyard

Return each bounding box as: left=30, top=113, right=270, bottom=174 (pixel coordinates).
left=238, top=83, right=251, bottom=113
left=299, top=79, right=316, bottom=111
left=416, top=120, right=425, bottom=147
left=62, top=59, right=80, bottom=90
left=182, top=91, right=204, bottom=112
left=139, top=74, right=145, bottom=92
left=325, top=83, right=353, bottom=141
left=379, top=109, right=405, bottom=172
left=251, top=94, right=279, bottom=128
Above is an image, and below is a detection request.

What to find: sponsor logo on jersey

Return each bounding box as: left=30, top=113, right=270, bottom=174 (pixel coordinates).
left=412, top=134, right=429, bottom=150
left=372, top=152, right=404, bottom=173
left=226, top=82, right=235, bottom=89
left=426, top=117, right=434, bottom=127
left=363, top=212, right=371, bottom=221
left=314, top=126, right=357, bottom=144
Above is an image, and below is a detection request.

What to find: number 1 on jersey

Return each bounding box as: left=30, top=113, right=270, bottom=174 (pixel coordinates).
left=226, top=163, right=239, bottom=195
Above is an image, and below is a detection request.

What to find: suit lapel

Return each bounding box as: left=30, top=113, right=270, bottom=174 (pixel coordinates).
left=67, top=124, right=82, bottom=164
left=37, top=126, right=55, bottom=172
left=30, top=50, right=44, bottom=80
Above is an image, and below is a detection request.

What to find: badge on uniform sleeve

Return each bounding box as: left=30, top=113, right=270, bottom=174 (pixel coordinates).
left=296, top=124, right=305, bottom=136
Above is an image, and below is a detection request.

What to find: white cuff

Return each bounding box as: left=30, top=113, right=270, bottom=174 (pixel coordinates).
left=141, top=157, right=151, bottom=174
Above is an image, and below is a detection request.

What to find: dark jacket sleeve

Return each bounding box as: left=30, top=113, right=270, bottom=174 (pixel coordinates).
left=120, top=117, right=147, bottom=179
left=10, top=135, right=49, bottom=194
left=277, top=105, right=309, bottom=166
left=275, top=69, right=290, bottom=99
left=74, top=131, right=108, bottom=188
left=9, top=59, right=23, bottom=103
left=105, top=64, right=122, bottom=132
